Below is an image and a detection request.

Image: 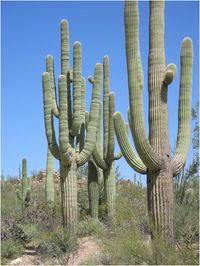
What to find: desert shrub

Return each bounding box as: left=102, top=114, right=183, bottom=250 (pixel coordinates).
left=99, top=181, right=198, bottom=265
left=78, top=219, right=104, bottom=238
left=38, top=227, right=78, bottom=264
left=1, top=239, right=24, bottom=264
left=77, top=188, right=89, bottom=220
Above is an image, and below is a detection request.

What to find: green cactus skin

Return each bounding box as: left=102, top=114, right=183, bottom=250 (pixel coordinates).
left=113, top=0, right=193, bottom=243
left=91, top=56, right=123, bottom=217
left=42, top=20, right=102, bottom=233
left=16, top=158, right=31, bottom=211
left=46, top=147, right=55, bottom=203
left=88, top=160, right=99, bottom=219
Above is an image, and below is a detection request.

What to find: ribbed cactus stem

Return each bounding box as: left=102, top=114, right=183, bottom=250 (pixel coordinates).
left=113, top=0, right=193, bottom=243
left=104, top=164, right=116, bottom=216
left=42, top=19, right=102, bottom=233
left=16, top=158, right=31, bottom=211
left=88, top=160, right=99, bottom=219
left=46, top=148, right=55, bottom=203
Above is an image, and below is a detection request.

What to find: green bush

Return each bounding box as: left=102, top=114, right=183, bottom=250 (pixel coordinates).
left=38, top=227, right=78, bottom=264
left=1, top=239, right=24, bottom=264
left=78, top=219, right=104, bottom=238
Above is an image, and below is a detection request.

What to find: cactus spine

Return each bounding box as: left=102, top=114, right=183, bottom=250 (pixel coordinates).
left=91, top=56, right=122, bottom=216
left=16, top=158, right=31, bottom=211
left=42, top=20, right=102, bottom=233
left=114, top=0, right=193, bottom=243
left=46, top=147, right=55, bottom=203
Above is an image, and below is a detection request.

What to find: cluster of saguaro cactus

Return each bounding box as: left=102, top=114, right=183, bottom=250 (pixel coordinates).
left=42, top=20, right=102, bottom=233
left=45, top=148, right=55, bottom=203
left=16, top=158, right=31, bottom=211
left=114, top=0, right=193, bottom=243
left=89, top=56, right=122, bottom=216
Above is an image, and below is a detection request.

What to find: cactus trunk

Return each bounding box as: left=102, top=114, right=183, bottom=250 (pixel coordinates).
left=88, top=160, right=99, bottom=219
left=46, top=147, right=55, bottom=203
left=60, top=160, right=77, bottom=233
left=104, top=164, right=116, bottom=216
left=114, top=0, right=193, bottom=244
left=147, top=162, right=174, bottom=243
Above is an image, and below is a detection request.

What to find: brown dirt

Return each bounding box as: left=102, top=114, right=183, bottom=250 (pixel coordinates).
left=8, top=236, right=101, bottom=266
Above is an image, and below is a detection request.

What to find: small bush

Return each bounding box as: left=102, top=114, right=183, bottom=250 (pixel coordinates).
left=1, top=239, right=24, bottom=264
left=78, top=219, right=104, bottom=238
left=38, top=227, right=78, bottom=264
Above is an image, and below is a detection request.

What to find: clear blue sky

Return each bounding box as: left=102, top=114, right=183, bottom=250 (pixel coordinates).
left=1, top=1, right=199, bottom=184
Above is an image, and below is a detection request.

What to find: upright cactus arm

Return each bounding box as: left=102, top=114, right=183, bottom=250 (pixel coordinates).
left=81, top=77, right=86, bottom=124
left=171, top=38, right=194, bottom=176
left=106, top=92, right=115, bottom=165
left=97, top=102, right=102, bottom=151
left=114, top=123, right=129, bottom=161
left=70, top=42, right=82, bottom=136
left=124, top=0, right=162, bottom=170
left=42, top=72, right=60, bottom=160
left=60, top=20, right=72, bottom=130
left=113, top=112, right=147, bottom=174
left=93, top=146, right=108, bottom=170
left=103, top=56, right=110, bottom=159
left=46, top=55, right=59, bottom=118
left=77, top=63, right=102, bottom=166
left=58, top=75, right=71, bottom=165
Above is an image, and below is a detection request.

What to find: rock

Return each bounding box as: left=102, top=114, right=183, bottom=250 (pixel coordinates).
left=10, top=258, right=23, bottom=265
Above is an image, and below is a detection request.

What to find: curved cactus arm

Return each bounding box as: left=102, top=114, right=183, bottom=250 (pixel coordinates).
left=106, top=92, right=115, bottom=165
left=24, top=188, right=31, bottom=203
left=163, top=63, right=177, bottom=86
left=16, top=189, right=22, bottom=201
left=93, top=146, right=108, bottom=170
left=58, top=75, right=72, bottom=164
left=46, top=55, right=59, bottom=118
left=77, top=63, right=102, bottom=166
left=42, top=72, right=60, bottom=160
left=85, top=111, right=89, bottom=128
left=124, top=0, right=161, bottom=171
left=70, top=42, right=82, bottom=136
left=114, top=151, right=122, bottom=161
left=103, top=56, right=110, bottom=159
left=113, top=112, right=147, bottom=174
left=172, top=38, right=194, bottom=176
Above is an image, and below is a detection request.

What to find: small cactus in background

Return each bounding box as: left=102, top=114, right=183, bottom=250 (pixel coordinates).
left=91, top=56, right=122, bottom=216
left=42, top=20, right=102, bottom=233
left=46, top=147, right=55, bottom=203
left=113, top=0, right=193, bottom=243
left=16, top=158, right=31, bottom=211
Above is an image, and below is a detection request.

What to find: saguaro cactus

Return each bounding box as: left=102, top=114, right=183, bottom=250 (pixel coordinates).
left=46, top=147, right=55, bottom=203
left=114, top=0, right=193, bottom=243
left=90, top=56, right=122, bottom=216
left=42, top=20, right=102, bottom=233
left=16, top=158, right=31, bottom=211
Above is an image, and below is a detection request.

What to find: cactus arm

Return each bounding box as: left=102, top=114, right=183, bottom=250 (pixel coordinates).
left=114, top=151, right=122, bottom=161
left=103, top=56, right=110, bottom=159
left=46, top=147, right=55, bottom=202
left=77, top=63, right=102, bottom=166
left=85, top=111, right=89, bottom=128
left=58, top=75, right=70, bottom=158
left=70, top=42, right=82, bottom=136
left=42, top=72, right=60, bottom=160
left=93, top=146, right=108, bottom=170
left=124, top=0, right=162, bottom=170
left=46, top=55, right=59, bottom=118
left=97, top=102, right=102, bottom=151
left=106, top=92, right=115, bottom=164
left=81, top=77, right=86, bottom=124
left=60, top=20, right=72, bottom=131
left=113, top=112, right=147, bottom=174
left=172, top=38, right=194, bottom=176
left=16, top=190, right=22, bottom=200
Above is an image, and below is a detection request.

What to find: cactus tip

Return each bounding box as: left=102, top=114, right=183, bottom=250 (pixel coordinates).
left=60, top=19, right=68, bottom=26
left=74, top=41, right=81, bottom=48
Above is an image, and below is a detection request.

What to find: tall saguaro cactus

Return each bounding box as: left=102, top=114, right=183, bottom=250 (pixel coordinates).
left=90, top=56, right=122, bottom=216
left=16, top=158, right=31, bottom=211
left=46, top=147, right=55, bottom=203
left=42, top=20, right=102, bottom=233
left=114, top=0, right=193, bottom=243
